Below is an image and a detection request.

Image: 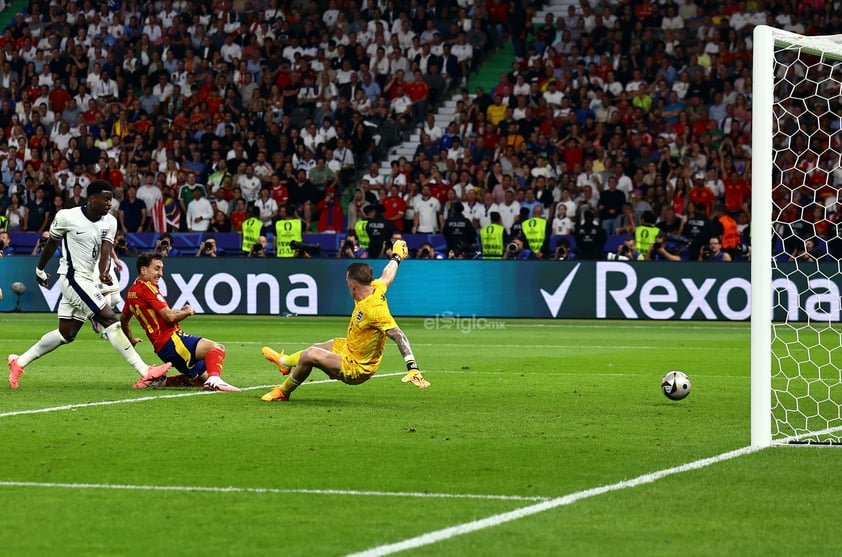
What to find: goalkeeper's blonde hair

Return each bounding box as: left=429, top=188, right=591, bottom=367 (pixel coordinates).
left=346, top=262, right=373, bottom=285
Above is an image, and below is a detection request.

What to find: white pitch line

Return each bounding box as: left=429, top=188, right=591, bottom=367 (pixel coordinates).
left=0, top=481, right=546, bottom=502
left=345, top=445, right=764, bottom=557
left=0, top=373, right=405, bottom=419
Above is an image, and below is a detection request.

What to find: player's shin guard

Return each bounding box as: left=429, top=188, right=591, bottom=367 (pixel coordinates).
left=18, top=329, right=69, bottom=367
left=205, top=346, right=225, bottom=377
left=103, top=322, right=148, bottom=375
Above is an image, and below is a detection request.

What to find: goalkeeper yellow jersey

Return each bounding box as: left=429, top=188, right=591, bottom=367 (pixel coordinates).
left=345, top=279, right=398, bottom=372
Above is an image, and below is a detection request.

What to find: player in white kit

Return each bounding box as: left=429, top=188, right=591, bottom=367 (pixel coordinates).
left=7, top=180, right=171, bottom=389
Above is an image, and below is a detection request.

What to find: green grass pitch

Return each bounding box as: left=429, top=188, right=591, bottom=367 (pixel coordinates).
left=1, top=314, right=842, bottom=556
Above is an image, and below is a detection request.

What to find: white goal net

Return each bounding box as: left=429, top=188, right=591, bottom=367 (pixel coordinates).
left=752, top=26, right=842, bottom=446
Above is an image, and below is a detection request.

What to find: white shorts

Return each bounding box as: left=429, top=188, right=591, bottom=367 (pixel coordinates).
left=95, top=266, right=121, bottom=308
left=58, top=274, right=108, bottom=322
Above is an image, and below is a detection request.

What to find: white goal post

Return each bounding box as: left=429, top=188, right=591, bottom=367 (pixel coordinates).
left=752, top=26, right=842, bottom=447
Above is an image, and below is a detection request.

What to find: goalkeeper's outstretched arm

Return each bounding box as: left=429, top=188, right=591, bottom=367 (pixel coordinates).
left=379, top=239, right=408, bottom=287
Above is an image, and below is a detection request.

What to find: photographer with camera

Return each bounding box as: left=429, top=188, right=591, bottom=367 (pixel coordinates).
left=554, top=237, right=575, bottom=261
left=154, top=233, right=179, bottom=257
left=113, top=230, right=137, bottom=257
left=504, top=235, right=535, bottom=260
left=648, top=231, right=684, bottom=261
left=31, top=231, right=61, bottom=257
left=698, top=235, right=732, bottom=262
left=338, top=229, right=368, bottom=259
left=195, top=236, right=222, bottom=258
left=248, top=235, right=269, bottom=258
left=416, top=242, right=442, bottom=260
left=606, top=236, right=644, bottom=261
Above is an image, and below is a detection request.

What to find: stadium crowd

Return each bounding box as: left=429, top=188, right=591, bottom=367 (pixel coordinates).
left=0, top=0, right=838, bottom=262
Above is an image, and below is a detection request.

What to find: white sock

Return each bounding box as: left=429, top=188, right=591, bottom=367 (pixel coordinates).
left=104, top=322, right=148, bottom=376
left=18, top=329, right=68, bottom=367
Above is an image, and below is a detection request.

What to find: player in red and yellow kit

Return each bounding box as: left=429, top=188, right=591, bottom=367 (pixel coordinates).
left=120, top=252, right=241, bottom=391
left=261, top=240, right=429, bottom=401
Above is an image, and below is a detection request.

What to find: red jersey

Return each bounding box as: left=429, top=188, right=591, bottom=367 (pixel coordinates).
left=723, top=178, right=749, bottom=213
left=123, top=280, right=181, bottom=352
left=688, top=186, right=715, bottom=215
left=429, top=183, right=452, bottom=205
left=381, top=195, right=407, bottom=231
left=270, top=184, right=289, bottom=205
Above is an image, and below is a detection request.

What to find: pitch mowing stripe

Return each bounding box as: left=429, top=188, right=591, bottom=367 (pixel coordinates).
left=0, top=373, right=405, bottom=418
left=345, top=445, right=763, bottom=557
left=0, top=481, right=546, bottom=502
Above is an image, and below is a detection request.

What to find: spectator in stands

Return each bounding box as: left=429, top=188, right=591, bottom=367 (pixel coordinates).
left=316, top=186, right=344, bottom=234
left=186, top=188, right=214, bottom=232
left=118, top=185, right=147, bottom=233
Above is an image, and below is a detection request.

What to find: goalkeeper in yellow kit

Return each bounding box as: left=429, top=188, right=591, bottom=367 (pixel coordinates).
left=260, top=239, right=430, bottom=401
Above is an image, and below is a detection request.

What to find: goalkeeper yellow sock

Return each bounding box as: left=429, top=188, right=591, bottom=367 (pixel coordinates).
left=280, top=376, right=301, bottom=397
left=281, top=350, right=302, bottom=368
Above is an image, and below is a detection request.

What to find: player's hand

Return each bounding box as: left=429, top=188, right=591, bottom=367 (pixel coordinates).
left=35, top=267, right=50, bottom=287
left=402, top=369, right=430, bottom=389
left=130, top=336, right=143, bottom=346
left=100, top=271, right=113, bottom=285
left=391, top=240, right=408, bottom=261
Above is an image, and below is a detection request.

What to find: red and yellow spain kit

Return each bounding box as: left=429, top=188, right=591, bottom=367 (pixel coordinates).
left=122, top=280, right=182, bottom=352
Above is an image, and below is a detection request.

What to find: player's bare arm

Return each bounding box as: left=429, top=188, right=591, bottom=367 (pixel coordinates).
left=119, top=311, right=143, bottom=346
left=34, top=237, right=59, bottom=286
left=158, top=304, right=196, bottom=324
left=99, top=240, right=114, bottom=284
left=379, top=239, right=408, bottom=287
left=386, top=326, right=430, bottom=388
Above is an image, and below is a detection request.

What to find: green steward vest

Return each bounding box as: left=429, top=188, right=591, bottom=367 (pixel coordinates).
left=523, top=217, right=547, bottom=253
left=241, top=217, right=263, bottom=253
left=481, top=223, right=505, bottom=259
left=275, top=218, right=303, bottom=258
left=354, top=219, right=369, bottom=248
left=635, top=225, right=660, bottom=256
left=0, top=215, right=8, bottom=230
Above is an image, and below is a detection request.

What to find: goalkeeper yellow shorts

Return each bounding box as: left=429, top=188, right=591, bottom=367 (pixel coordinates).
left=331, top=337, right=376, bottom=385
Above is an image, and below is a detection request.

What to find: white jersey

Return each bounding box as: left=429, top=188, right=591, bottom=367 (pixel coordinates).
left=49, top=207, right=117, bottom=282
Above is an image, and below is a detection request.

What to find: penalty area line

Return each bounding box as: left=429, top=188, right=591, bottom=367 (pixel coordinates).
left=0, top=372, right=406, bottom=419
left=345, top=445, right=764, bottom=557
left=0, top=480, right=546, bottom=502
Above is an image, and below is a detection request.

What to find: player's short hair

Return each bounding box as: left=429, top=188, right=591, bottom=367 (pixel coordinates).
left=346, top=262, right=373, bottom=285
left=87, top=179, right=113, bottom=197
left=136, top=251, right=163, bottom=273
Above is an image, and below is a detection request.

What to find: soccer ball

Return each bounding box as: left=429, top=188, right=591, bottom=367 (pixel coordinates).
left=661, top=371, right=691, bottom=401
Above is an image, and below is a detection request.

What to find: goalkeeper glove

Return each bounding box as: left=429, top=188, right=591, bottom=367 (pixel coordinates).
left=391, top=239, right=408, bottom=263
left=402, top=360, right=430, bottom=389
